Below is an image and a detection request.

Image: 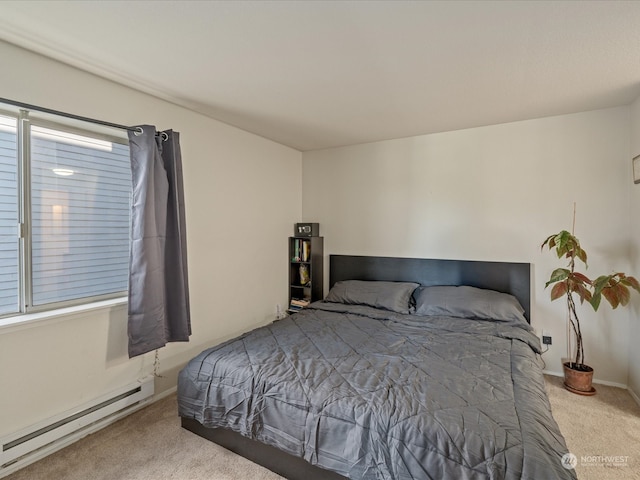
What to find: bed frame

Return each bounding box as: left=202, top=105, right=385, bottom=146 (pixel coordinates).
left=181, top=255, right=532, bottom=479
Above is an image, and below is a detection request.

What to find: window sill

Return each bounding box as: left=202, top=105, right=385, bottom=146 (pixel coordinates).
left=0, top=297, right=128, bottom=334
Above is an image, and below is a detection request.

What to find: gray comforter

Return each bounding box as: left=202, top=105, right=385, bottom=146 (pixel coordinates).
left=178, top=302, right=576, bottom=480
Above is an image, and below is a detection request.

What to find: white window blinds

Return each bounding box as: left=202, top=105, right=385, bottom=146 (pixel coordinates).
left=30, top=125, right=131, bottom=305
left=0, top=116, right=18, bottom=315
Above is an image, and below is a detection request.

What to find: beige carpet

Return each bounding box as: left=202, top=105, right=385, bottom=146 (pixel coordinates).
left=4, top=376, right=640, bottom=480
left=545, top=375, right=640, bottom=480
left=4, top=394, right=284, bottom=480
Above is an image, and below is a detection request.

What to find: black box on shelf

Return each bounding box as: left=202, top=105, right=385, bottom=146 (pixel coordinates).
left=295, top=223, right=319, bottom=237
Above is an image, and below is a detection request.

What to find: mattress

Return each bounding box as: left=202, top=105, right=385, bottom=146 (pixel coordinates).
left=178, top=301, right=575, bottom=480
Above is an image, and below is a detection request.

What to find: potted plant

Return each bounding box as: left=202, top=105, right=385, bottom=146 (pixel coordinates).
left=541, top=229, right=640, bottom=395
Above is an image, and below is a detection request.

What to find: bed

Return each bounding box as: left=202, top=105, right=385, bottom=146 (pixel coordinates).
left=177, top=255, right=575, bottom=480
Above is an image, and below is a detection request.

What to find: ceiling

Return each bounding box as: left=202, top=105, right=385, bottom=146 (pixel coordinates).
left=1, top=1, right=639, bottom=152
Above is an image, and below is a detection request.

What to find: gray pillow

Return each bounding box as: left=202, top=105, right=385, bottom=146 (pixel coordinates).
left=413, top=285, right=526, bottom=322
left=324, top=280, right=419, bottom=314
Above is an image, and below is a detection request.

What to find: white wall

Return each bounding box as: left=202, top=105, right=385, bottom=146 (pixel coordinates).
left=628, top=96, right=640, bottom=398
left=0, top=41, right=302, bottom=438
left=303, top=107, right=632, bottom=386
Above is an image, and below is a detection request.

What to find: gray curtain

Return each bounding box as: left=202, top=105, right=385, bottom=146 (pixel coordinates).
left=127, top=125, right=191, bottom=358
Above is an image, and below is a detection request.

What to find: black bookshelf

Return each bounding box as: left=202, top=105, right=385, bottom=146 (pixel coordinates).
left=288, top=236, right=323, bottom=312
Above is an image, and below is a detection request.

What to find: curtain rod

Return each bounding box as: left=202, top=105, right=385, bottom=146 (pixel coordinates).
left=0, top=97, right=143, bottom=134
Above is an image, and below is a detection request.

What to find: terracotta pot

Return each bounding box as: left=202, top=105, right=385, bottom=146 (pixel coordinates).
left=563, top=362, right=596, bottom=395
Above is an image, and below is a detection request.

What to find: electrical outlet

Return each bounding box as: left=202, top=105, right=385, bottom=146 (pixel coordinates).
left=542, top=334, right=552, bottom=345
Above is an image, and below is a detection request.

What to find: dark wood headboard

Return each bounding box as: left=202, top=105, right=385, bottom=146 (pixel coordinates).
left=329, top=255, right=531, bottom=322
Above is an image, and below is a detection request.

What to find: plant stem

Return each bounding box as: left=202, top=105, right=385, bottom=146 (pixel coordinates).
left=566, top=291, right=584, bottom=366
left=565, top=223, right=584, bottom=366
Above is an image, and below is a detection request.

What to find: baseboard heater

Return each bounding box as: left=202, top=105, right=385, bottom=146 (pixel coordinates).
left=0, top=377, right=154, bottom=472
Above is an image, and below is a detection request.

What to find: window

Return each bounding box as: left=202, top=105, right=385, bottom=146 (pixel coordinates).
left=0, top=109, right=131, bottom=318
left=0, top=116, right=18, bottom=316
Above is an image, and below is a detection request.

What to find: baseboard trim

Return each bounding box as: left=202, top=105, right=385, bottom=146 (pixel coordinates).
left=153, top=385, right=177, bottom=402
left=543, top=369, right=565, bottom=379
left=0, top=383, right=176, bottom=479
left=543, top=369, right=628, bottom=389
left=628, top=387, right=640, bottom=408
